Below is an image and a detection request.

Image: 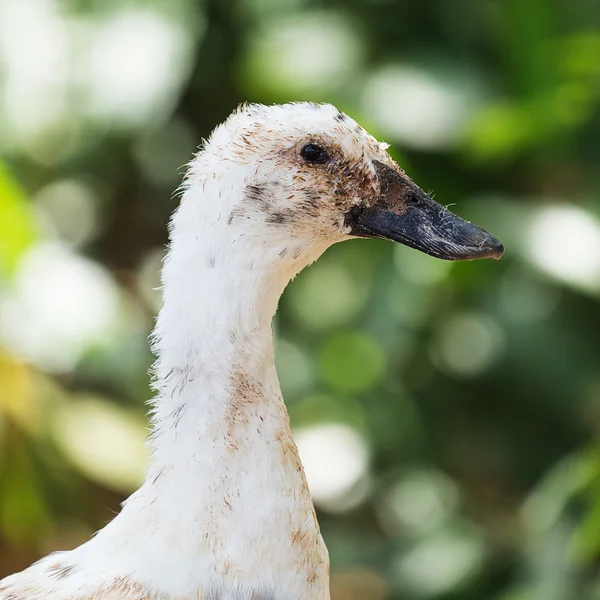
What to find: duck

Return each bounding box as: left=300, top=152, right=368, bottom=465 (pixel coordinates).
left=0, top=102, right=503, bottom=600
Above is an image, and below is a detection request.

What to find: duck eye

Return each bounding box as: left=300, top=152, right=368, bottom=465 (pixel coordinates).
left=301, top=144, right=330, bottom=165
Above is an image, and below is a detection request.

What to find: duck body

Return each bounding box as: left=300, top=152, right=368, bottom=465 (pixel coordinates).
left=0, top=103, right=502, bottom=600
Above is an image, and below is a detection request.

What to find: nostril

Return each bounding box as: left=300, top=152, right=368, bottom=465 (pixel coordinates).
left=407, top=194, right=421, bottom=205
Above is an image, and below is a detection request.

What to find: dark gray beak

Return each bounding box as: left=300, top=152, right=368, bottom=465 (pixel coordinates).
left=346, top=161, right=504, bottom=261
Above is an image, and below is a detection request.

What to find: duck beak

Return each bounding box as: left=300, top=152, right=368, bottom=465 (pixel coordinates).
left=347, top=161, right=504, bottom=261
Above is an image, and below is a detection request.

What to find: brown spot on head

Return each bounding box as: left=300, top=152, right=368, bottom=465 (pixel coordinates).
left=205, top=102, right=396, bottom=253
left=240, top=183, right=298, bottom=227
left=244, top=184, right=269, bottom=206
left=265, top=209, right=295, bottom=225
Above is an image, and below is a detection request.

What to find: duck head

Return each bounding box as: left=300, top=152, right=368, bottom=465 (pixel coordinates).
left=186, top=102, right=503, bottom=264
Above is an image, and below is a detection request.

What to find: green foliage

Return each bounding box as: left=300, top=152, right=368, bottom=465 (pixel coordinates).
left=320, top=331, right=386, bottom=393
left=1, top=0, right=600, bottom=598
left=0, top=164, right=38, bottom=279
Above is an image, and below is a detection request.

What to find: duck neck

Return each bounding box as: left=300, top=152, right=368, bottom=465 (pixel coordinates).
left=149, top=211, right=298, bottom=475
left=79, top=186, right=331, bottom=599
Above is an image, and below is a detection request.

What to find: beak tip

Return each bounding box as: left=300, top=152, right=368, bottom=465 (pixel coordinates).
left=465, top=229, right=503, bottom=261
left=457, top=232, right=504, bottom=261
left=486, top=237, right=504, bottom=260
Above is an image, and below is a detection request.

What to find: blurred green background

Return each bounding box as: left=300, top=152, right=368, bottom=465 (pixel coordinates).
left=1, top=0, right=600, bottom=598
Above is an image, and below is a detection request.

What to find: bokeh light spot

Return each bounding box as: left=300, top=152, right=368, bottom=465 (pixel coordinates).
left=244, top=11, right=363, bottom=94
left=381, top=469, right=459, bottom=536
left=396, top=528, right=485, bottom=596
left=295, top=423, right=369, bottom=510
left=362, top=65, right=473, bottom=150
left=34, top=179, right=101, bottom=248
left=431, top=312, right=505, bottom=377
left=51, top=396, right=147, bottom=493
left=526, top=205, right=600, bottom=293
left=85, top=8, right=197, bottom=127
left=0, top=243, right=119, bottom=372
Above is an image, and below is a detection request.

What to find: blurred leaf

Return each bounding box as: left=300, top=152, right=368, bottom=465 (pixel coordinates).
left=0, top=163, right=38, bottom=278
left=320, top=331, right=385, bottom=393
left=0, top=439, right=51, bottom=547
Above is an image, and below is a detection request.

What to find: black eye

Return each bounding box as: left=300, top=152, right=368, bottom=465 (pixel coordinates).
left=301, top=144, right=330, bottom=164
